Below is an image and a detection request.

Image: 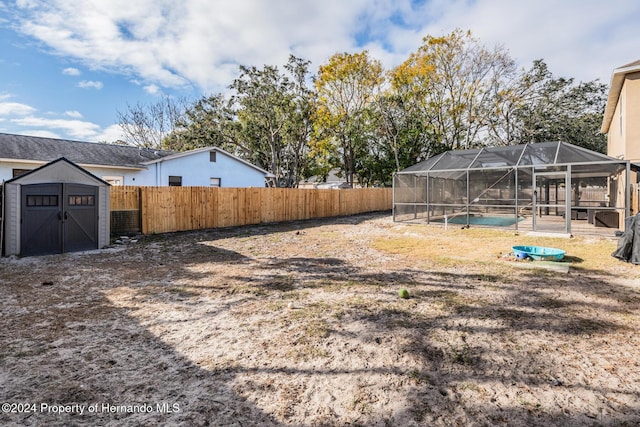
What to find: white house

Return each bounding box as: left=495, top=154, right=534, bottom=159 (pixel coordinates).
left=133, top=147, right=273, bottom=187
left=0, top=133, right=275, bottom=187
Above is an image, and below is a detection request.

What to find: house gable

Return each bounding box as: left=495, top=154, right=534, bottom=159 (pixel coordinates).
left=601, top=60, right=640, bottom=162
left=138, top=148, right=273, bottom=187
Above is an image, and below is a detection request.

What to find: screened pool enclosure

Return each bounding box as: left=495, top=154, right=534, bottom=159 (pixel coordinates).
left=393, top=142, right=636, bottom=235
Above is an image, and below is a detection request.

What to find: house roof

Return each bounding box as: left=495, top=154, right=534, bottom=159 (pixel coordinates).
left=5, top=157, right=110, bottom=185
left=601, top=60, right=640, bottom=133
left=0, top=133, right=173, bottom=169
left=302, top=168, right=349, bottom=184
left=0, top=133, right=275, bottom=177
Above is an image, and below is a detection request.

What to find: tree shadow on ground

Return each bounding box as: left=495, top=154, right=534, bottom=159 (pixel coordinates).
left=138, top=210, right=391, bottom=245
left=2, top=213, right=640, bottom=426
left=0, top=256, right=295, bottom=427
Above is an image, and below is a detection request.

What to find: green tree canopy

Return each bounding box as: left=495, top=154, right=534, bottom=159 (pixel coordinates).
left=511, top=60, right=607, bottom=153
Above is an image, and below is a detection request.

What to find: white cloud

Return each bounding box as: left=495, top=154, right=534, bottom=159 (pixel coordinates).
left=398, top=0, right=640, bottom=83
left=77, top=80, right=103, bottom=89
left=11, top=115, right=102, bottom=139
left=12, top=0, right=370, bottom=92
left=62, top=67, right=80, bottom=75
left=10, top=0, right=640, bottom=92
left=0, top=101, right=36, bottom=116
left=64, top=110, right=83, bottom=118
left=7, top=113, right=122, bottom=143
left=93, top=123, right=124, bottom=143
left=143, top=84, right=159, bottom=95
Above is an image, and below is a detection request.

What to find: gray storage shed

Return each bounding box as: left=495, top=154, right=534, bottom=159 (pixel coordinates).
left=3, top=158, right=110, bottom=256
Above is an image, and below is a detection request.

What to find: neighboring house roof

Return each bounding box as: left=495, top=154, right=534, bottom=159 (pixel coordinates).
left=0, top=133, right=173, bottom=169
left=142, top=146, right=276, bottom=177
left=601, top=60, right=640, bottom=133
left=5, top=157, right=110, bottom=185
left=300, top=169, right=357, bottom=189
left=0, top=133, right=275, bottom=177
left=302, top=169, right=345, bottom=184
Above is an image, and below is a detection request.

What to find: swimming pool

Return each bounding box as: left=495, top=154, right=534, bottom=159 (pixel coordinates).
left=431, top=215, right=523, bottom=227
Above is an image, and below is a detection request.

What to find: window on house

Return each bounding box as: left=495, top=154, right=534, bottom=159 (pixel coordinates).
left=168, top=176, right=182, bottom=186
left=13, top=169, right=31, bottom=178
left=209, top=151, right=217, bottom=162
left=210, top=177, right=221, bottom=187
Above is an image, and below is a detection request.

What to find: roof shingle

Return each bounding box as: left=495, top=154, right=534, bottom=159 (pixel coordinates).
left=0, top=133, right=174, bottom=168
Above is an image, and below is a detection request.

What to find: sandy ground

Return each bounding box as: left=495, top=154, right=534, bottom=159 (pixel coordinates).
left=1, top=212, right=640, bottom=426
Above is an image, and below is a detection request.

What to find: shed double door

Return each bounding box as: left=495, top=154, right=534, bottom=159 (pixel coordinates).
left=21, top=183, right=98, bottom=256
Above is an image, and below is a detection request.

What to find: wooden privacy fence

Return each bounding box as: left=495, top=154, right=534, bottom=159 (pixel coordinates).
left=110, top=186, right=392, bottom=234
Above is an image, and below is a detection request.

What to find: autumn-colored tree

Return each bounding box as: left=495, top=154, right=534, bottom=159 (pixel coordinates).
left=314, top=51, right=383, bottom=186
left=392, top=29, right=516, bottom=150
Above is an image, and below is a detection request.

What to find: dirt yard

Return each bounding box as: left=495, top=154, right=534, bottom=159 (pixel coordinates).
left=1, top=212, right=640, bottom=426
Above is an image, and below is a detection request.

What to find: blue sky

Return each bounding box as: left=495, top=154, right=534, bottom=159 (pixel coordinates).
left=1, top=0, right=639, bottom=143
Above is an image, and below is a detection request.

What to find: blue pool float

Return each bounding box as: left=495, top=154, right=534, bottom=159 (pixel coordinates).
left=512, top=245, right=565, bottom=261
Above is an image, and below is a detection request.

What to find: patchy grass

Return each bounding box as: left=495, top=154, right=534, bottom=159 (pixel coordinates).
left=372, top=225, right=635, bottom=274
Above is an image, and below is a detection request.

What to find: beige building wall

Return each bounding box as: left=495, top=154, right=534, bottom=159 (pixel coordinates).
left=602, top=62, right=640, bottom=217
left=603, top=64, right=640, bottom=162
left=606, top=85, right=624, bottom=158
left=625, top=72, right=640, bottom=162
left=606, top=72, right=640, bottom=161
left=627, top=73, right=640, bottom=216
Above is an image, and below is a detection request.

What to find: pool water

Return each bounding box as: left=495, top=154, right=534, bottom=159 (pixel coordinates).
left=431, top=215, right=523, bottom=227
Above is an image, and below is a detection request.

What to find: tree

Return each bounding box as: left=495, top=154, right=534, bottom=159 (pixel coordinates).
left=117, top=95, right=189, bottom=149
left=367, top=91, right=435, bottom=185
left=164, top=93, right=237, bottom=152
left=230, top=64, right=292, bottom=183
left=164, top=56, right=315, bottom=187
left=314, top=51, right=383, bottom=186
left=281, top=56, right=316, bottom=187
left=229, top=55, right=315, bottom=187
left=511, top=60, right=608, bottom=152
left=392, top=29, right=516, bottom=150
left=484, top=60, right=547, bottom=146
